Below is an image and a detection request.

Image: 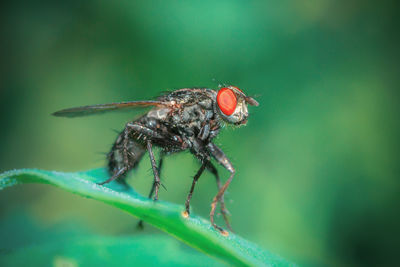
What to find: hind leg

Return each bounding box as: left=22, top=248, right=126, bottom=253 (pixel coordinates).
left=137, top=152, right=164, bottom=229
left=146, top=152, right=164, bottom=200
left=106, top=122, right=166, bottom=196
left=146, top=140, right=161, bottom=201
left=98, top=166, right=129, bottom=185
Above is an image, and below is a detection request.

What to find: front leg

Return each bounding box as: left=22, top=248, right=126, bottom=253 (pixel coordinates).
left=207, top=162, right=232, bottom=232
left=206, top=143, right=235, bottom=235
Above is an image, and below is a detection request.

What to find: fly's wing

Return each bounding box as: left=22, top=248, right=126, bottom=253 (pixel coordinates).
left=52, top=101, right=168, bottom=118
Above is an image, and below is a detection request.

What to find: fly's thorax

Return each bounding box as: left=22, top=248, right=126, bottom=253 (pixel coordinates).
left=172, top=102, right=213, bottom=125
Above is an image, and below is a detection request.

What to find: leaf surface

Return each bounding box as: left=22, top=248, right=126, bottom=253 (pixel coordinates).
left=0, top=168, right=294, bottom=266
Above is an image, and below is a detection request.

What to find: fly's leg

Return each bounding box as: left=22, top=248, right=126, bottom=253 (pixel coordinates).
left=183, top=161, right=208, bottom=217
left=211, top=170, right=235, bottom=235
left=207, top=162, right=233, bottom=232
left=147, top=153, right=164, bottom=200
left=128, top=123, right=164, bottom=139
left=137, top=153, right=164, bottom=229
left=128, top=121, right=167, bottom=200
left=147, top=140, right=161, bottom=201
left=206, top=143, right=235, bottom=235
left=98, top=166, right=128, bottom=185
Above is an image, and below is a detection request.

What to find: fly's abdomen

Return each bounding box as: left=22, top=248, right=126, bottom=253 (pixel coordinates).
left=107, top=131, right=146, bottom=181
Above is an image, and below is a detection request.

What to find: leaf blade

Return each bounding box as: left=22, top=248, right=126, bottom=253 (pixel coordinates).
left=0, top=168, right=294, bottom=267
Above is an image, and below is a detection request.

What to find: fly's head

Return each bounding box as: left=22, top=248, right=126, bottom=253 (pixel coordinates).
left=215, top=86, right=259, bottom=126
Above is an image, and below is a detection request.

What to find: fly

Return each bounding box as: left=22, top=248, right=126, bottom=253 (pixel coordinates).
left=53, top=85, right=259, bottom=235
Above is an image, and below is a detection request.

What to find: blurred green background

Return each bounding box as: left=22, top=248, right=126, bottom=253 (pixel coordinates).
left=1, top=0, right=399, bottom=266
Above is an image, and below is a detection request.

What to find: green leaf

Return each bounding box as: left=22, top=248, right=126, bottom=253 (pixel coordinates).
left=0, top=168, right=294, bottom=266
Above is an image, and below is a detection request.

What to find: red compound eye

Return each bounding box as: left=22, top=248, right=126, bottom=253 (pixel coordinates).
left=217, top=88, right=237, bottom=116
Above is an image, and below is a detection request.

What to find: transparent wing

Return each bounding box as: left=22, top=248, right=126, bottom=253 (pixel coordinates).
left=52, top=101, right=167, bottom=118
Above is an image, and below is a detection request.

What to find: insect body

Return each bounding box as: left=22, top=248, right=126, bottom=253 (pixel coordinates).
left=53, top=86, right=259, bottom=234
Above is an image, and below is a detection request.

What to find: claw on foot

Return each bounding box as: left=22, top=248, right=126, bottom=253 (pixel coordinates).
left=210, top=197, right=231, bottom=235
left=181, top=210, right=189, bottom=218
left=220, top=230, right=229, bottom=237
left=212, top=223, right=229, bottom=236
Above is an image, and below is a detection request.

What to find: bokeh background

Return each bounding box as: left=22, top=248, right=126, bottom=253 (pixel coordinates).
left=1, top=0, right=399, bottom=266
